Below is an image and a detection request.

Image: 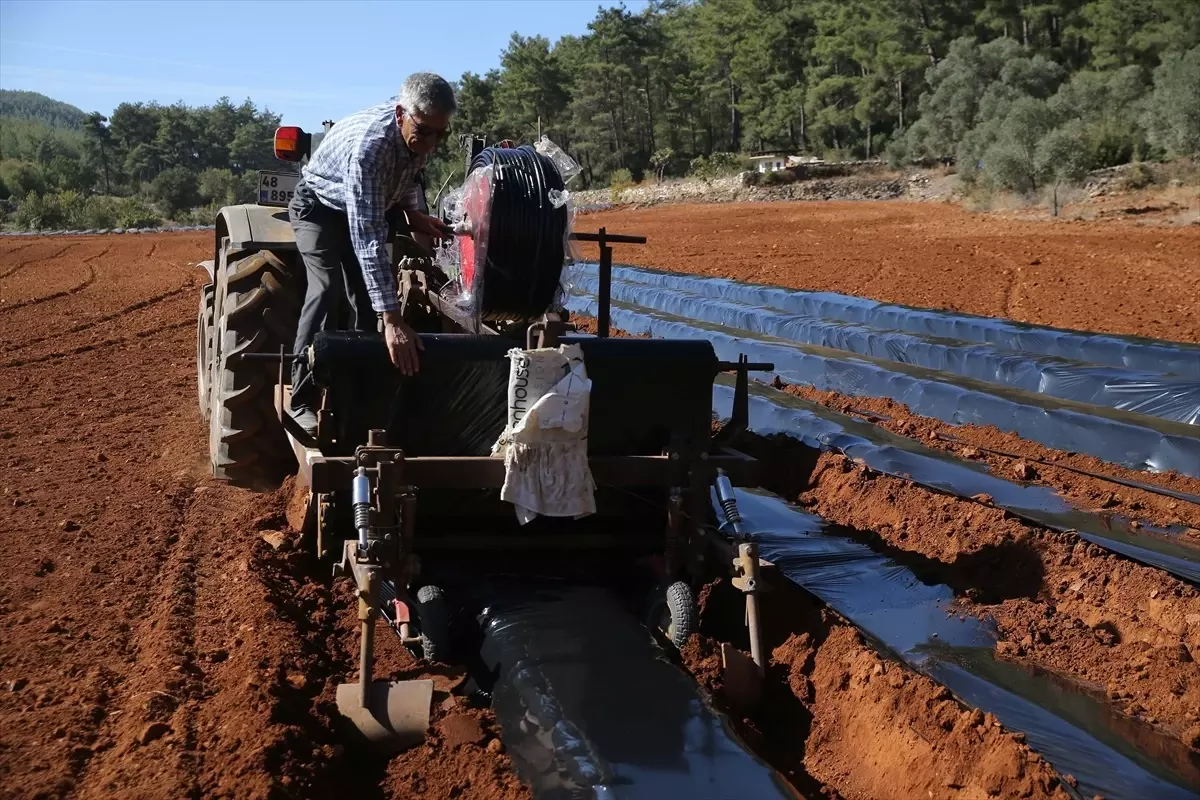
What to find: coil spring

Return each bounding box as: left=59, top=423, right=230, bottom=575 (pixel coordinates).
left=354, top=502, right=371, bottom=532
left=720, top=496, right=742, bottom=527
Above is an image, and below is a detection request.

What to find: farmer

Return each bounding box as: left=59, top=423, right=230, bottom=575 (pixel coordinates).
left=286, top=72, right=456, bottom=435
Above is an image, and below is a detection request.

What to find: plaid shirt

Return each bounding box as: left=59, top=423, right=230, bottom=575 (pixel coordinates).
left=301, top=101, right=425, bottom=312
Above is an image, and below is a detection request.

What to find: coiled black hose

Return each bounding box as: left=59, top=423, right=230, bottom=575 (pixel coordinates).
left=467, top=145, right=568, bottom=320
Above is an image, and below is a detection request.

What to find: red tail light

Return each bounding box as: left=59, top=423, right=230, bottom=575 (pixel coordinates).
left=274, top=126, right=311, bottom=162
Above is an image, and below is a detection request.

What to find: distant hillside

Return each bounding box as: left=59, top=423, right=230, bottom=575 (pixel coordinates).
left=0, top=90, right=87, bottom=129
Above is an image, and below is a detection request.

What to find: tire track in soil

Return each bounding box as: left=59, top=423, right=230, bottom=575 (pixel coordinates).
left=0, top=245, right=110, bottom=313
left=74, top=485, right=205, bottom=799
left=0, top=262, right=96, bottom=313
left=0, top=239, right=40, bottom=258
left=0, top=306, right=206, bottom=800
left=0, top=285, right=193, bottom=354
left=0, top=242, right=80, bottom=280
left=0, top=232, right=529, bottom=800
left=0, top=318, right=193, bottom=369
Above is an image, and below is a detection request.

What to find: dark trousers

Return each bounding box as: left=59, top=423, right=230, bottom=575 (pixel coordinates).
left=288, top=180, right=378, bottom=412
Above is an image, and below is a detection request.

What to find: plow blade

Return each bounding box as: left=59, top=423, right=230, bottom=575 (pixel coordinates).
left=335, top=678, right=434, bottom=754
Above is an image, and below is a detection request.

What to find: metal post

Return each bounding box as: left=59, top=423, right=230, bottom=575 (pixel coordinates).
left=359, top=571, right=376, bottom=708
left=737, top=542, right=765, bottom=673
left=597, top=227, right=612, bottom=338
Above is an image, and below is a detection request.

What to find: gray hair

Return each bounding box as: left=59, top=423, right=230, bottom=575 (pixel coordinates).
left=398, top=72, right=456, bottom=116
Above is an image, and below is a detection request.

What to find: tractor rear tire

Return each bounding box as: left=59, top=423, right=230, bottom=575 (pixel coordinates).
left=415, top=584, right=451, bottom=664
left=196, top=282, right=214, bottom=422
left=207, top=247, right=303, bottom=487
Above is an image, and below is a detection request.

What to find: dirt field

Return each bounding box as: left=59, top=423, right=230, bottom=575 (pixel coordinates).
left=1, top=215, right=1196, bottom=799
left=0, top=234, right=525, bottom=800
left=576, top=201, right=1200, bottom=344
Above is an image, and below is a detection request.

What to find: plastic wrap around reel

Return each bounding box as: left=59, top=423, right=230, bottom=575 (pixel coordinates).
left=438, top=145, right=572, bottom=326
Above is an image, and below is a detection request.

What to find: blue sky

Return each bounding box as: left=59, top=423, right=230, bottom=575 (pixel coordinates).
left=0, top=0, right=648, bottom=127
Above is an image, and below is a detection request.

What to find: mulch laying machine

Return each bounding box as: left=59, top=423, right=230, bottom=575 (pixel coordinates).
left=200, top=138, right=771, bottom=750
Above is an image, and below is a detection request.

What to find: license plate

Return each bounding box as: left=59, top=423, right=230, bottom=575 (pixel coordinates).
left=258, top=171, right=299, bottom=207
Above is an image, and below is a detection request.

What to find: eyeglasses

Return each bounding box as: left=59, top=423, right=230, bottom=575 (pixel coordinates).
left=404, top=111, right=450, bottom=142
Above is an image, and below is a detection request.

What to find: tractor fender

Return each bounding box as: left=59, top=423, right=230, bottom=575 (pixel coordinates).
left=212, top=204, right=297, bottom=267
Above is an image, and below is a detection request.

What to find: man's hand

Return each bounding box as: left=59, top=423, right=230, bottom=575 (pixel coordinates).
left=407, top=211, right=453, bottom=241
left=382, top=311, right=423, bottom=376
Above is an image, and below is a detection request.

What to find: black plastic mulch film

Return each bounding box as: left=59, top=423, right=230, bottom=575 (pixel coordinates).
left=711, top=380, right=1200, bottom=585
left=573, top=265, right=1200, bottom=425
left=477, top=582, right=798, bottom=799
left=566, top=291, right=1200, bottom=478
left=576, top=263, right=1200, bottom=382
left=728, top=489, right=1199, bottom=800
left=557, top=266, right=1200, bottom=797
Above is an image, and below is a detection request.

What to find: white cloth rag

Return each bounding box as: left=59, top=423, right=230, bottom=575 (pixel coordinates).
left=493, top=344, right=596, bottom=524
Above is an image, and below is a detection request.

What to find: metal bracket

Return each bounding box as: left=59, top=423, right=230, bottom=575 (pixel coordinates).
left=714, top=356, right=774, bottom=444
left=568, top=229, right=647, bottom=338
left=732, top=541, right=766, bottom=674
left=526, top=317, right=576, bottom=349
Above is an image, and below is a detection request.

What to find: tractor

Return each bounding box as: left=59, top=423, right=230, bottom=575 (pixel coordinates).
left=194, top=122, right=771, bottom=751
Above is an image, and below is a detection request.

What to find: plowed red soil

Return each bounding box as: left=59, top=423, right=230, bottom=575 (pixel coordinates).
left=576, top=201, right=1200, bottom=343
left=0, top=234, right=526, bottom=800
left=2, top=229, right=1186, bottom=799
left=733, top=429, right=1200, bottom=752
left=682, top=577, right=1071, bottom=800
left=572, top=200, right=1200, bottom=756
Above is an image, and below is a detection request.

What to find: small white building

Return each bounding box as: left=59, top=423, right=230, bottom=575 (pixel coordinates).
left=749, top=154, right=788, bottom=173
left=748, top=153, right=822, bottom=173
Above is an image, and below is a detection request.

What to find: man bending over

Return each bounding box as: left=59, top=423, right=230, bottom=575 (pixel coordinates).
left=287, top=72, right=455, bottom=434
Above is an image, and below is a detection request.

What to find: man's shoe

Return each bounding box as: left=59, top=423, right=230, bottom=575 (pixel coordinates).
left=289, top=407, right=318, bottom=437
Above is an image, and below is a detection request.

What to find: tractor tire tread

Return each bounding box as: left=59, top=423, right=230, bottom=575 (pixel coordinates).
left=197, top=283, right=215, bottom=422
left=207, top=247, right=303, bottom=487
left=663, top=580, right=697, bottom=649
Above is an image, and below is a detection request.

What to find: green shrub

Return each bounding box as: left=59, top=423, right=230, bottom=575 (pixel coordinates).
left=1142, top=46, right=1200, bottom=159
left=1035, top=123, right=1091, bottom=215
left=609, top=167, right=635, bottom=202
left=179, top=204, right=221, bottom=226
left=197, top=168, right=257, bottom=206
left=688, top=153, right=746, bottom=181
left=0, top=160, right=47, bottom=200
left=609, top=168, right=634, bottom=189
left=12, top=194, right=47, bottom=229
left=982, top=140, right=1037, bottom=193
left=13, top=191, right=76, bottom=230
left=979, top=97, right=1058, bottom=192
left=10, top=190, right=114, bottom=230
left=650, top=148, right=674, bottom=180
left=1116, top=162, right=1156, bottom=191
left=117, top=196, right=161, bottom=229
left=708, top=152, right=744, bottom=175
left=80, top=195, right=122, bottom=229
left=149, top=166, right=198, bottom=216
